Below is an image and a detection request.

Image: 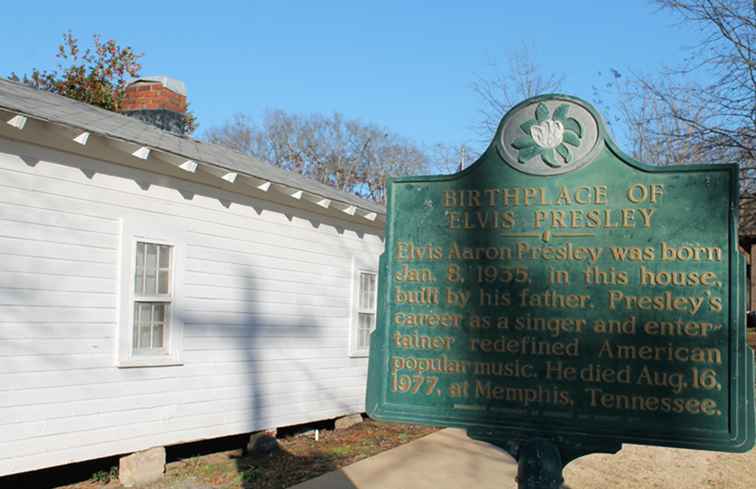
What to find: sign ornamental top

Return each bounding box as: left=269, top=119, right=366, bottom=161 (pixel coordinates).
left=366, top=94, right=755, bottom=458
left=497, top=97, right=602, bottom=176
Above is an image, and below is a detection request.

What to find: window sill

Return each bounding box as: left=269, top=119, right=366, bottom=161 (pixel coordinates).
left=117, top=356, right=183, bottom=368
left=349, top=351, right=369, bottom=358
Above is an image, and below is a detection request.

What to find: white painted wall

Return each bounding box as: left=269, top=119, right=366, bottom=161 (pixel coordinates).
left=0, top=136, right=384, bottom=476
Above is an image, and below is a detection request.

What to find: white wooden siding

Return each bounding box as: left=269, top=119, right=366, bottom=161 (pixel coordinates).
left=0, top=136, right=383, bottom=476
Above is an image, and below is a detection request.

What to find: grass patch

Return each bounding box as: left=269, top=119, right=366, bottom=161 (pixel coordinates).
left=51, top=420, right=437, bottom=489
left=90, top=466, right=118, bottom=485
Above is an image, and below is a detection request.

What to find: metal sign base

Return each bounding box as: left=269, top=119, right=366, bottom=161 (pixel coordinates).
left=515, top=439, right=563, bottom=489
left=468, top=430, right=622, bottom=489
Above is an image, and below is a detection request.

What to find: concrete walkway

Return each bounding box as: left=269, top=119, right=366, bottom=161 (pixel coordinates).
left=289, top=427, right=756, bottom=489
left=288, top=428, right=517, bottom=489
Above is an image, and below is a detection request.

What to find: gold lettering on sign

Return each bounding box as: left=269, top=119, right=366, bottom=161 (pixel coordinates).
left=388, top=174, right=730, bottom=427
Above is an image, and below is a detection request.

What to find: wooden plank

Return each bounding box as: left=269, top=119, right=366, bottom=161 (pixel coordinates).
left=0, top=358, right=365, bottom=392
left=0, top=397, right=366, bottom=458
left=0, top=402, right=366, bottom=476
left=0, top=305, right=115, bottom=324
left=0, top=372, right=366, bottom=411
left=180, top=346, right=348, bottom=364
left=0, top=237, right=117, bottom=264
left=0, top=289, right=115, bottom=308
left=0, top=381, right=367, bottom=427
left=1, top=385, right=366, bottom=445
left=0, top=323, right=114, bottom=340
left=180, top=309, right=347, bottom=326
left=183, top=323, right=346, bottom=338
left=187, top=239, right=350, bottom=275
left=188, top=229, right=358, bottom=265
left=184, top=259, right=347, bottom=287
left=0, top=149, right=382, bottom=245
left=182, top=335, right=347, bottom=351
left=0, top=273, right=116, bottom=294
left=183, top=282, right=346, bottom=302
left=184, top=297, right=347, bottom=316
left=0, top=254, right=116, bottom=279
left=0, top=218, right=116, bottom=249
left=0, top=353, right=113, bottom=374
left=0, top=200, right=117, bottom=234
left=0, top=338, right=112, bottom=356
left=184, top=269, right=347, bottom=292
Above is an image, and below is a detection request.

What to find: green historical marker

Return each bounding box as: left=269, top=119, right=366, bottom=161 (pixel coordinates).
left=366, top=94, right=755, bottom=488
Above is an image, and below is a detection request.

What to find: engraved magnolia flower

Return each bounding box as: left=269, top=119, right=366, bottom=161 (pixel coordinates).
left=531, top=119, right=563, bottom=149
left=512, top=102, right=583, bottom=168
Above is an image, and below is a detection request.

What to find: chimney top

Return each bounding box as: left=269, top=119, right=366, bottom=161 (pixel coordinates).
left=128, top=75, right=187, bottom=96
left=120, top=75, right=189, bottom=135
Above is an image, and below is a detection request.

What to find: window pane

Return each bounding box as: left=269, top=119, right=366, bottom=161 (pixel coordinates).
left=367, top=274, right=376, bottom=309
left=158, top=270, right=170, bottom=295
left=132, top=241, right=173, bottom=356
left=133, top=302, right=152, bottom=350
left=359, top=273, right=366, bottom=309
left=139, top=304, right=153, bottom=348
left=133, top=302, right=169, bottom=354
left=153, top=303, right=167, bottom=349
left=133, top=303, right=142, bottom=349
left=154, top=303, right=165, bottom=322
left=152, top=323, right=164, bottom=349
left=159, top=245, right=171, bottom=269
left=359, top=272, right=376, bottom=310
left=144, top=244, right=157, bottom=295
left=135, top=243, right=145, bottom=294
left=358, top=313, right=373, bottom=349
left=135, top=242, right=172, bottom=297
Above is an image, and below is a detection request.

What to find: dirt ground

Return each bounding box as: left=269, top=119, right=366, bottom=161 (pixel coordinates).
left=562, top=443, right=756, bottom=489
left=9, top=421, right=756, bottom=489
left=46, top=420, right=437, bottom=489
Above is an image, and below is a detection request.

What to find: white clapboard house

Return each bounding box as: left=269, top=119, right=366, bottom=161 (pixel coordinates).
left=0, top=76, right=384, bottom=476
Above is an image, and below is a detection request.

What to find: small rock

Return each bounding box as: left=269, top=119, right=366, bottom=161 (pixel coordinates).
left=119, top=446, right=165, bottom=487
left=246, top=430, right=278, bottom=455
left=335, top=413, right=363, bottom=430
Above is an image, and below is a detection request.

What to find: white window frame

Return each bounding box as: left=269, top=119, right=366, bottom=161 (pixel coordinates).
left=117, top=219, right=185, bottom=367
left=349, top=257, right=378, bottom=357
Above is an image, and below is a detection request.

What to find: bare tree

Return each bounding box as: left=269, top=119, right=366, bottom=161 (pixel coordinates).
left=601, top=72, right=715, bottom=166
left=598, top=0, right=755, bottom=227
left=204, top=110, right=428, bottom=204
left=655, top=0, right=753, bottom=161
left=203, top=113, right=261, bottom=155
left=607, top=1, right=754, bottom=168
left=472, top=45, right=564, bottom=138
left=429, top=143, right=479, bottom=174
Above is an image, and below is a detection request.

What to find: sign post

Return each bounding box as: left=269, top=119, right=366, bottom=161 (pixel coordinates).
left=366, top=95, right=755, bottom=487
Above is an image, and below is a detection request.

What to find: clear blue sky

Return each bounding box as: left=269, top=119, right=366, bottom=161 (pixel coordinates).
left=2, top=1, right=702, bottom=154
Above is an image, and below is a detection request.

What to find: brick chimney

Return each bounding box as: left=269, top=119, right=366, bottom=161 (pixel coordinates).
left=120, top=76, right=189, bottom=135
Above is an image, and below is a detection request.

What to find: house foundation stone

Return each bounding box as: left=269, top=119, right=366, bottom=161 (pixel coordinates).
left=335, top=413, right=363, bottom=430
left=246, top=429, right=278, bottom=455
left=118, top=446, right=166, bottom=487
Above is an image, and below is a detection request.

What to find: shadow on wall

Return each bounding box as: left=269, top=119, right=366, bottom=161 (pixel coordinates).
left=0, top=147, right=378, bottom=486
left=177, top=269, right=359, bottom=434
left=0, top=242, right=363, bottom=489
left=176, top=265, right=361, bottom=488
left=11, top=146, right=379, bottom=240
